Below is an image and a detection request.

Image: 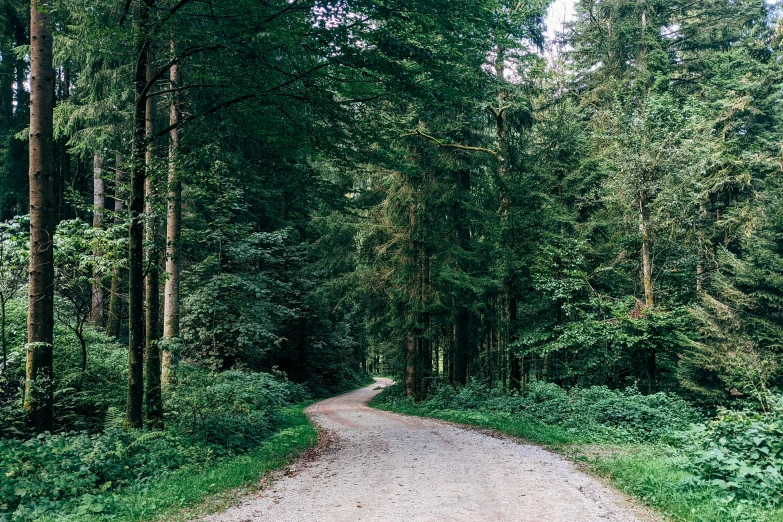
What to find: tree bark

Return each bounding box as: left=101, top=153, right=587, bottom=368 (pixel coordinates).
left=24, top=0, right=56, bottom=432
left=144, top=45, right=163, bottom=427
left=639, top=190, right=655, bottom=393
left=1, top=296, right=6, bottom=372
left=162, top=40, right=181, bottom=385
left=405, top=331, right=415, bottom=398
left=639, top=192, right=654, bottom=307
left=107, top=154, right=126, bottom=338
left=91, top=152, right=105, bottom=326
left=126, top=0, right=153, bottom=429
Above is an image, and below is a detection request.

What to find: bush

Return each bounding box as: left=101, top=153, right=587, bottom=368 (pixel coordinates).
left=0, top=368, right=309, bottom=521
left=377, top=379, right=699, bottom=443
left=681, top=407, right=783, bottom=507
left=0, top=429, right=187, bottom=520
left=165, top=367, right=309, bottom=451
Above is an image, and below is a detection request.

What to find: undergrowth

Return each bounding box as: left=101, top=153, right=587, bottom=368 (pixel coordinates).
left=0, top=370, right=309, bottom=521
left=371, top=381, right=783, bottom=522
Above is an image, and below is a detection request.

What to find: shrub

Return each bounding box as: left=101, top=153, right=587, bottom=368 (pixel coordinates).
left=165, top=367, right=309, bottom=451
left=681, top=407, right=783, bottom=506
left=377, top=379, right=699, bottom=443
left=0, top=368, right=309, bottom=521
left=0, top=429, right=187, bottom=520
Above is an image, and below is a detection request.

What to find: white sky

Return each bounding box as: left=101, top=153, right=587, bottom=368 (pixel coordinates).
left=545, top=0, right=576, bottom=43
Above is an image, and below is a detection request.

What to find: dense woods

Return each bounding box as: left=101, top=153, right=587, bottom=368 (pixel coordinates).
left=2, top=0, right=783, bottom=519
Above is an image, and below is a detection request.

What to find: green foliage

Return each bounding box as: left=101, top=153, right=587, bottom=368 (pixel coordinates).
left=0, top=368, right=306, bottom=521
left=165, top=368, right=308, bottom=451
left=0, top=428, right=186, bottom=520
left=58, top=405, right=319, bottom=522
left=681, top=406, right=783, bottom=507
left=375, top=380, right=699, bottom=443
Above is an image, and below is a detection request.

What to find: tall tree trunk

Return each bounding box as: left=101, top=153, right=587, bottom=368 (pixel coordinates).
left=107, top=154, right=126, bottom=338
left=405, top=331, right=415, bottom=398
left=126, top=0, right=153, bottom=429
left=508, top=295, right=521, bottom=389
left=491, top=47, right=522, bottom=391
left=406, top=200, right=418, bottom=398
left=452, top=170, right=472, bottom=386
left=25, top=0, right=56, bottom=432
left=639, top=190, right=655, bottom=392
left=144, top=45, right=163, bottom=428
left=1, top=296, right=7, bottom=372
left=162, top=40, right=181, bottom=385
left=641, top=228, right=654, bottom=307
left=91, top=152, right=105, bottom=326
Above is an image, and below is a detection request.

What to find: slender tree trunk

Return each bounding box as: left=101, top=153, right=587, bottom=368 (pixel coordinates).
left=76, top=325, right=87, bottom=392
left=508, top=295, right=520, bottom=389
left=91, top=153, right=105, bottom=326
left=406, top=331, right=415, bottom=398
left=126, top=0, right=153, bottom=429
left=162, top=40, right=181, bottom=385
left=107, top=155, right=126, bottom=338
left=1, top=296, right=6, bottom=372
left=25, top=0, right=56, bottom=432
left=144, top=45, right=163, bottom=428
left=453, top=170, right=471, bottom=386
left=639, top=190, right=655, bottom=392
left=638, top=191, right=654, bottom=307
left=641, top=228, right=654, bottom=307
left=491, top=49, right=522, bottom=391
left=406, top=200, right=418, bottom=398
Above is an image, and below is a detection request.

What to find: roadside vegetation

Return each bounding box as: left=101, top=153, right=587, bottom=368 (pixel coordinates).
left=372, top=382, right=783, bottom=522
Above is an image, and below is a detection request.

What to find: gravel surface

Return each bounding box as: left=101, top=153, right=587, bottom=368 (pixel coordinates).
left=204, top=378, right=660, bottom=522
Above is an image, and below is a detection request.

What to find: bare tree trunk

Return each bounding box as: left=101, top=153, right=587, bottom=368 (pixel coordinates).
left=107, top=154, right=125, bottom=338
left=406, top=201, right=417, bottom=399
left=126, top=0, right=153, bottom=429
left=639, top=190, right=655, bottom=392
left=91, top=153, right=105, bottom=326
left=406, top=331, right=415, bottom=398
left=639, top=193, right=654, bottom=308
left=453, top=170, right=471, bottom=386
left=144, top=46, right=163, bottom=427
left=162, top=40, right=181, bottom=385
left=1, top=296, right=6, bottom=372
left=25, top=0, right=56, bottom=432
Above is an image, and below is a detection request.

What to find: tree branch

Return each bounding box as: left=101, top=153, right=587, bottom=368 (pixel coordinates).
left=406, top=129, right=498, bottom=156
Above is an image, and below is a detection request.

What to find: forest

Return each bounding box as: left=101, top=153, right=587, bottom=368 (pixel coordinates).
left=1, top=0, right=783, bottom=520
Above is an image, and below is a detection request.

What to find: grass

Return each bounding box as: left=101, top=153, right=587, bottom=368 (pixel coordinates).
left=370, top=397, right=783, bottom=522
left=49, top=405, right=319, bottom=522
left=371, top=401, right=577, bottom=446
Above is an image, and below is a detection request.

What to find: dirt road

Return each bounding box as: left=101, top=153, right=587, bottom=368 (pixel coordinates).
left=204, top=378, right=658, bottom=522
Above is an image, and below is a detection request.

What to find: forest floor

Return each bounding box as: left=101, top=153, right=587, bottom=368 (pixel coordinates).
left=204, top=378, right=660, bottom=522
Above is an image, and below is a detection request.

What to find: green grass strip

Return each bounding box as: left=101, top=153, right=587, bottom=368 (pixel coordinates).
left=370, top=399, right=578, bottom=446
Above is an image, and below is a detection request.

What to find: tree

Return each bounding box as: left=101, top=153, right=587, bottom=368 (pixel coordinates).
left=24, top=0, right=56, bottom=432
left=91, top=152, right=104, bottom=326
left=162, top=40, right=181, bottom=385
left=126, top=0, right=155, bottom=429
left=107, top=155, right=126, bottom=339
left=144, top=43, right=163, bottom=427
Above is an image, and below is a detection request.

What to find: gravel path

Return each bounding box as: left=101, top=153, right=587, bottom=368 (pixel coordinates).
left=204, top=378, right=659, bottom=522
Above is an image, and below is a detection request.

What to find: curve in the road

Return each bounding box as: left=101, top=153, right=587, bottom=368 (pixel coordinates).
left=204, top=378, right=659, bottom=522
